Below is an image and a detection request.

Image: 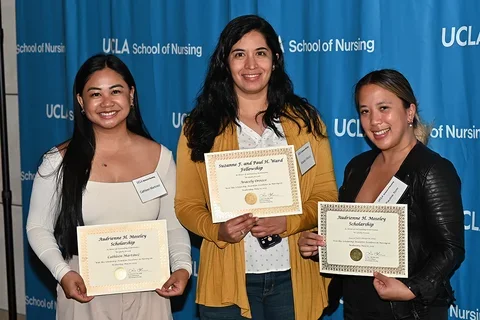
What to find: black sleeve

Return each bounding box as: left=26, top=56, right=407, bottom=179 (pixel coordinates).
left=404, top=158, right=465, bottom=304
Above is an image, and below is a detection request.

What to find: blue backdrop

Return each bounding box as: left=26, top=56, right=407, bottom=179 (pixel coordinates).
left=16, top=1, right=479, bottom=319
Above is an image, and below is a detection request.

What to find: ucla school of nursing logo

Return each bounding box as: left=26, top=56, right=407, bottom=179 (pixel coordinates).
left=333, top=119, right=480, bottom=140
left=278, top=35, right=375, bottom=54
left=442, top=25, right=480, bottom=47
left=103, top=38, right=203, bottom=57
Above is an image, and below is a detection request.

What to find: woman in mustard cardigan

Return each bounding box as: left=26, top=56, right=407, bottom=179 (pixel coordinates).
left=175, top=15, right=338, bottom=320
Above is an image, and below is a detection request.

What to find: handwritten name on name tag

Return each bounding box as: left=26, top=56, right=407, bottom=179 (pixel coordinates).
left=132, top=172, right=167, bottom=203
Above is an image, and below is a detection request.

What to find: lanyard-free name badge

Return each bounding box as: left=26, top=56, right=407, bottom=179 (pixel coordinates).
left=374, top=176, right=408, bottom=204
left=132, top=172, right=167, bottom=203
left=295, top=142, right=316, bottom=175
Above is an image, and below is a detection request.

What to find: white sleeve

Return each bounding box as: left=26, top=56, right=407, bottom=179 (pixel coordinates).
left=26, top=151, right=71, bottom=283
left=159, top=148, right=192, bottom=276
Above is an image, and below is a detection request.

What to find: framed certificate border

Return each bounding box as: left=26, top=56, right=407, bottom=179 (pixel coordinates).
left=318, top=202, right=408, bottom=277
left=77, top=220, right=170, bottom=296
left=205, top=145, right=302, bottom=223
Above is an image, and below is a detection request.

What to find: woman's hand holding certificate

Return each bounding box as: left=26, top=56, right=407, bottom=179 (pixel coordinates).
left=60, top=271, right=94, bottom=303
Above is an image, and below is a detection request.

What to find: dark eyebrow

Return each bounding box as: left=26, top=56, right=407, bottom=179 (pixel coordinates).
left=87, top=84, right=124, bottom=92
left=375, top=100, right=392, bottom=106
left=231, top=46, right=270, bottom=53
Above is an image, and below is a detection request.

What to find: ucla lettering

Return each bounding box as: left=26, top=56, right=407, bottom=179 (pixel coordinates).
left=464, top=210, right=480, bottom=232
left=46, top=104, right=74, bottom=121
left=442, top=26, right=480, bottom=47
left=103, top=38, right=130, bottom=54
left=172, top=112, right=188, bottom=129
left=334, top=119, right=364, bottom=137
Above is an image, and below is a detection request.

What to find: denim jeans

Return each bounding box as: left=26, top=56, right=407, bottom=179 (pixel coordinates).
left=198, top=270, right=295, bottom=320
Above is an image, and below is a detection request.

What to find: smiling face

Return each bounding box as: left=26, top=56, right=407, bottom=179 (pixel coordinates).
left=228, top=30, right=274, bottom=98
left=77, top=67, right=134, bottom=132
left=358, top=84, right=416, bottom=152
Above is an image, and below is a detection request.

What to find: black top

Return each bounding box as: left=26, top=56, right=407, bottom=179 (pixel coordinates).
left=337, top=142, right=465, bottom=319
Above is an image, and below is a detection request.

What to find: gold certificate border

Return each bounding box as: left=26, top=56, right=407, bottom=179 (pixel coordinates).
left=77, top=220, right=169, bottom=296
left=205, top=146, right=302, bottom=222
left=318, top=202, right=408, bottom=277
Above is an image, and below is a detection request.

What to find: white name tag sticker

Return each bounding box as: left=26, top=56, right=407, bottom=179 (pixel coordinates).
left=374, top=176, right=408, bottom=204
left=132, top=172, right=167, bottom=203
left=296, top=142, right=316, bottom=175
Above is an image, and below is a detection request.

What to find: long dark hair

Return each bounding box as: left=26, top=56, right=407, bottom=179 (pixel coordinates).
left=54, top=54, right=153, bottom=260
left=184, top=15, right=325, bottom=161
left=354, top=69, right=430, bottom=144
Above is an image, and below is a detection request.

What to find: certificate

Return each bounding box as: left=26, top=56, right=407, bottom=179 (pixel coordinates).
left=205, top=146, right=302, bottom=223
left=77, top=220, right=170, bottom=296
left=318, top=202, right=408, bottom=278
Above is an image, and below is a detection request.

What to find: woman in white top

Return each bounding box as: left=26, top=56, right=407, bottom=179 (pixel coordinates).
left=26, top=53, right=192, bottom=320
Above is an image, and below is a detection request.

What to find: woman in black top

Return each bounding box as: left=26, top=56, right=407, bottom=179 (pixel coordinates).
left=299, top=69, right=464, bottom=320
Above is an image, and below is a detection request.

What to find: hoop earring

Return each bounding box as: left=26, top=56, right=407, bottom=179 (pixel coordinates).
left=80, top=109, right=85, bottom=115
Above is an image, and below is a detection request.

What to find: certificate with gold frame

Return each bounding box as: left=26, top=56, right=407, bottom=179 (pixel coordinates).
left=77, top=220, right=170, bottom=296
left=318, top=202, right=408, bottom=278
left=205, top=146, right=302, bottom=223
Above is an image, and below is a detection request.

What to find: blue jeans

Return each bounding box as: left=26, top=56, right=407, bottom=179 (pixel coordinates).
left=198, top=270, right=295, bottom=320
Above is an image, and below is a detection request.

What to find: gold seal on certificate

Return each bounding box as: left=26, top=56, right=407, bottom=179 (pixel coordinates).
left=318, top=202, right=408, bottom=278
left=77, top=220, right=170, bottom=296
left=245, top=192, right=258, bottom=205
left=350, top=248, right=363, bottom=262
left=205, top=146, right=302, bottom=223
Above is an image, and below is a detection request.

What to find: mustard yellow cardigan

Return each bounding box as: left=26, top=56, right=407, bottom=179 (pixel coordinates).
left=175, top=115, right=338, bottom=319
